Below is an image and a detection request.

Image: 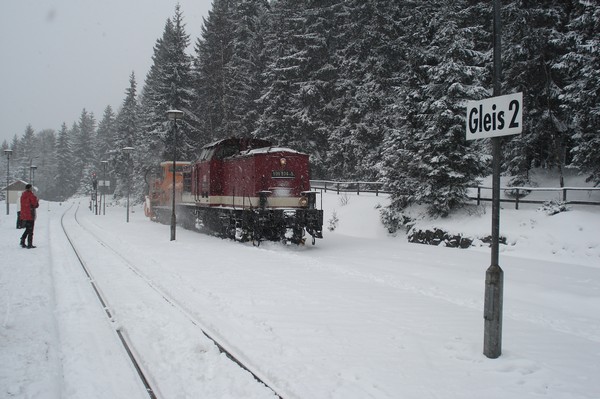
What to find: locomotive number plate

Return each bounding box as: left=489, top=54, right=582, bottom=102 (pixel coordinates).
left=272, top=170, right=295, bottom=178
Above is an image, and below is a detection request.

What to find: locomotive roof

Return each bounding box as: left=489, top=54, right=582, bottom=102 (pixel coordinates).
left=198, top=137, right=307, bottom=161
left=203, top=138, right=306, bottom=153
left=159, top=161, right=191, bottom=166
left=243, top=147, right=305, bottom=156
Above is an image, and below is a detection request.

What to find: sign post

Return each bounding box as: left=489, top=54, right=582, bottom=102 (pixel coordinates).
left=467, top=91, right=522, bottom=358
left=465, top=0, right=523, bottom=359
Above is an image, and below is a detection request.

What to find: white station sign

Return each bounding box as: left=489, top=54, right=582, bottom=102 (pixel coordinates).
left=466, top=92, right=523, bottom=140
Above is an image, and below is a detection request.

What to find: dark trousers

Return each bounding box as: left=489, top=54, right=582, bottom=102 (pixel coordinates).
left=20, top=220, right=35, bottom=246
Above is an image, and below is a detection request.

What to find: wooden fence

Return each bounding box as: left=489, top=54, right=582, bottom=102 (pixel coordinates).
left=310, top=180, right=388, bottom=196
left=470, top=186, right=600, bottom=209
left=310, top=180, right=600, bottom=208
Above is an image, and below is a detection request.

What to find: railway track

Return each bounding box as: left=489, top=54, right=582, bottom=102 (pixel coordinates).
left=60, top=203, right=286, bottom=399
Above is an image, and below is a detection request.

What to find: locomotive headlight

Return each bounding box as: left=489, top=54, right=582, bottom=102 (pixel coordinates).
left=299, top=196, right=308, bottom=207
left=280, top=157, right=287, bottom=167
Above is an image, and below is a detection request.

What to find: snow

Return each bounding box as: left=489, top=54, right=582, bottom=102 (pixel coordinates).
left=2, top=185, right=600, bottom=398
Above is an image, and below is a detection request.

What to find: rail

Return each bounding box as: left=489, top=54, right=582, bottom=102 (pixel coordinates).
left=69, top=205, right=286, bottom=399
left=62, top=204, right=158, bottom=399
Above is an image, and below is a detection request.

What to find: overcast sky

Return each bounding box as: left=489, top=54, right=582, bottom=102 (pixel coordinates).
left=0, top=0, right=212, bottom=145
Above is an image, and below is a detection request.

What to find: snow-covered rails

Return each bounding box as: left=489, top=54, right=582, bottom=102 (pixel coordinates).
left=145, top=137, right=324, bottom=245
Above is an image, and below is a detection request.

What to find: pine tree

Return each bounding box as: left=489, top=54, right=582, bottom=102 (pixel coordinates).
left=34, top=129, right=58, bottom=199
left=327, top=0, right=404, bottom=180
left=139, top=4, right=197, bottom=172
left=96, top=106, right=117, bottom=165
left=565, top=1, right=600, bottom=185
left=381, top=0, right=489, bottom=217
left=113, top=72, right=140, bottom=197
left=71, top=109, right=96, bottom=194
left=225, top=0, right=269, bottom=137
left=17, top=124, right=37, bottom=182
left=255, top=0, right=338, bottom=177
left=55, top=123, right=76, bottom=200
left=502, top=0, right=577, bottom=187
left=193, top=0, right=238, bottom=142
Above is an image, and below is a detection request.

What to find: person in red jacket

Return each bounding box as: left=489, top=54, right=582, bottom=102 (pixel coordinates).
left=20, top=184, right=39, bottom=248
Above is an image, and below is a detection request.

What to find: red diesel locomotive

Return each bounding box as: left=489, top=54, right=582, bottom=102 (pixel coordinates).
left=145, top=137, right=324, bottom=244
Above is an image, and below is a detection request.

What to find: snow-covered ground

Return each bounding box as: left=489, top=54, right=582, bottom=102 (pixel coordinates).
left=1, top=179, right=600, bottom=398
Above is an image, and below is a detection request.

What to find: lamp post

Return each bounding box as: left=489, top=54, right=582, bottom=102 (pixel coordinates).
left=123, top=147, right=134, bottom=223
left=30, top=165, right=37, bottom=187
left=166, top=109, right=184, bottom=241
left=4, top=149, right=12, bottom=215
left=101, top=160, right=108, bottom=215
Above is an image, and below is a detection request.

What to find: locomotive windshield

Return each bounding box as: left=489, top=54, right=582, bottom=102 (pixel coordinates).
left=215, top=143, right=239, bottom=159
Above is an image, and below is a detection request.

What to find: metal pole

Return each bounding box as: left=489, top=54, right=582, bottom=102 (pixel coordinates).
left=170, top=120, right=177, bottom=241
left=103, top=162, right=107, bottom=215
left=126, top=185, right=130, bottom=222
left=126, top=162, right=130, bottom=223
left=122, top=148, right=134, bottom=222
left=5, top=151, right=10, bottom=215
left=484, top=0, right=504, bottom=359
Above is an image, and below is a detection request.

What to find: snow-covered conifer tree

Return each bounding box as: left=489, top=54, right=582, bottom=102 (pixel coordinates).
left=381, top=0, right=489, bottom=217
left=55, top=122, right=76, bottom=200
left=138, top=5, right=197, bottom=168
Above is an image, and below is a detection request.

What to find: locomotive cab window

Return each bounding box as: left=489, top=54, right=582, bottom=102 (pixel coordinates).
left=216, top=144, right=239, bottom=159
left=199, top=147, right=215, bottom=161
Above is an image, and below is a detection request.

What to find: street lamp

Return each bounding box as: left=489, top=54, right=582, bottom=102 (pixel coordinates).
left=4, top=149, right=12, bottom=215
left=166, top=109, right=184, bottom=241
left=101, top=160, right=108, bottom=215
left=123, top=147, right=134, bottom=223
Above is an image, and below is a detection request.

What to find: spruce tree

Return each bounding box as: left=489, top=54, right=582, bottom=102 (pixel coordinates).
left=193, top=0, right=238, bottom=143
left=34, top=129, right=58, bottom=199
left=327, top=0, right=403, bottom=180
left=96, top=106, right=117, bottom=165
left=17, top=124, right=37, bottom=182
left=55, top=122, right=76, bottom=200
left=381, top=0, right=489, bottom=218
left=502, top=0, right=577, bottom=187
left=72, top=109, right=96, bottom=194
left=255, top=0, right=337, bottom=177
left=139, top=4, right=197, bottom=170
left=565, top=1, right=600, bottom=185
left=114, top=72, right=140, bottom=197
left=225, top=0, right=269, bottom=137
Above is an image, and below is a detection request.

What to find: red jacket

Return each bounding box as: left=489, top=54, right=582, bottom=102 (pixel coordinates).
left=20, top=190, right=39, bottom=221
